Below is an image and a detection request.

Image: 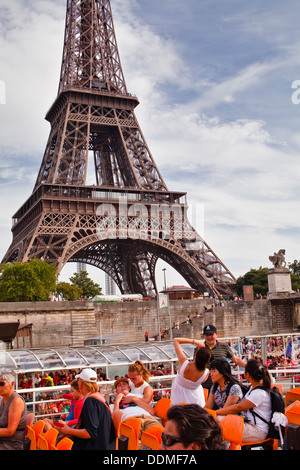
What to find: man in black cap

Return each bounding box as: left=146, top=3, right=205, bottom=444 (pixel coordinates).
left=201, top=324, right=246, bottom=390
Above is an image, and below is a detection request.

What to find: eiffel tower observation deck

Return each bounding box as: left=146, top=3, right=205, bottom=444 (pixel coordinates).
left=2, top=0, right=236, bottom=298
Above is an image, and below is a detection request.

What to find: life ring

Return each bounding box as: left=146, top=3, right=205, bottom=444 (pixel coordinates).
left=58, top=400, right=71, bottom=414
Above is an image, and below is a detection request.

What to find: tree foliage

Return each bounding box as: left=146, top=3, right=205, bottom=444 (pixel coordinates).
left=0, top=259, right=57, bottom=302
left=234, top=267, right=269, bottom=297
left=235, top=261, right=300, bottom=297
left=69, top=270, right=102, bottom=299
left=55, top=281, right=82, bottom=301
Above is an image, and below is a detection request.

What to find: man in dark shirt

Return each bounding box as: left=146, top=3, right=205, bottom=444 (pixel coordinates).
left=201, top=324, right=246, bottom=390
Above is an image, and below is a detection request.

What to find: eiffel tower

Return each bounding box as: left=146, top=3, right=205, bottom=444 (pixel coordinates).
left=2, top=0, right=236, bottom=298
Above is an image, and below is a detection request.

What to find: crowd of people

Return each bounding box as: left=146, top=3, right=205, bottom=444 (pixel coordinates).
left=0, top=323, right=295, bottom=451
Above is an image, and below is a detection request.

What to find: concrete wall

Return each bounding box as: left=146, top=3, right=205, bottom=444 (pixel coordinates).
left=1, top=296, right=295, bottom=349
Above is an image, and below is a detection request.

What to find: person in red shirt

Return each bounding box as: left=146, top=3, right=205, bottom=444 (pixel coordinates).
left=43, top=379, right=85, bottom=431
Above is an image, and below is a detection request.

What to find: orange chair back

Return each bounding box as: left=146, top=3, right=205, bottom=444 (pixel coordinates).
left=154, top=398, right=171, bottom=425
left=285, top=405, right=300, bottom=426
left=37, top=428, right=59, bottom=450
left=32, top=420, right=45, bottom=441
left=25, top=413, right=35, bottom=434
left=203, top=388, right=209, bottom=403
left=141, top=424, right=164, bottom=450
left=141, top=432, right=160, bottom=450
left=220, top=414, right=244, bottom=450
left=271, top=383, right=283, bottom=395
left=204, top=408, right=217, bottom=419
left=120, top=418, right=142, bottom=450
left=26, top=425, right=37, bottom=450
left=52, top=437, right=74, bottom=450
left=285, top=387, right=300, bottom=406
left=112, top=410, right=124, bottom=450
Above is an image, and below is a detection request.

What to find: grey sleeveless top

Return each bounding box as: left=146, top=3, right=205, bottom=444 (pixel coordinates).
left=0, top=392, right=27, bottom=450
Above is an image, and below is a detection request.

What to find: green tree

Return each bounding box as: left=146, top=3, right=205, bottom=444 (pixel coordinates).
left=289, top=260, right=300, bottom=291
left=69, top=271, right=102, bottom=299
left=234, top=267, right=269, bottom=297
left=55, top=281, right=82, bottom=301
left=288, top=260, right=300, bottom=276
left=0, top=259, right=57, bottom=302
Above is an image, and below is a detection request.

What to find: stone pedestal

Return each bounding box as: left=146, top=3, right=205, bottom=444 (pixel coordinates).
left=267, top=268, right=293, bottom=299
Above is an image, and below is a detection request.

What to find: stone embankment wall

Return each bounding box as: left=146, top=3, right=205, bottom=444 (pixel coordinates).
left=0, top=295, right=298, bottom=349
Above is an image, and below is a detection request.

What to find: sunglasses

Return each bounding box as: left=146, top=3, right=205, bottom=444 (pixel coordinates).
left=161, top=432, right=185, bottom=447
left=0, top=381, right=7, bottom=387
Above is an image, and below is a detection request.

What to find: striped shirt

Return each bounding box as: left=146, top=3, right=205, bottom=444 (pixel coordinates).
left=202, top=341, right=235, bottom=389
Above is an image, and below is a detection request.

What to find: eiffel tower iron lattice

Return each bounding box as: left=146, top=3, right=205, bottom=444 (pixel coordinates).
left=2, top=0, right=236, bottom=298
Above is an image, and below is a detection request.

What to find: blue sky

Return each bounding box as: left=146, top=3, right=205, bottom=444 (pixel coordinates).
left=0, top=0, right=299, bottom=292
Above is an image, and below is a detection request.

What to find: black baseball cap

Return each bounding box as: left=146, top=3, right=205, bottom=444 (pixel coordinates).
left=203, top=324, right=217, bottom=335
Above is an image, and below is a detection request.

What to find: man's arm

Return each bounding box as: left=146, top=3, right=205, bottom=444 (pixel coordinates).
left=230, top=355, right=247, bottom=368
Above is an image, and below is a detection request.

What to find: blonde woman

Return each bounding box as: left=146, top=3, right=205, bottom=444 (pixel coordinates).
left=122, top=360, right=153, bottom=406
left=56, top=368, right=115, bottom=450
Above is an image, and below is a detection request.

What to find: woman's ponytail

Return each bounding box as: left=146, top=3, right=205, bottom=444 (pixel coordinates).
left=245, top=359, right=271, bottom=390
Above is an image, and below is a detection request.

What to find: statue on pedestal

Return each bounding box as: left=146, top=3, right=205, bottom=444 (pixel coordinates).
left=269, top=249, right=286, bottom=269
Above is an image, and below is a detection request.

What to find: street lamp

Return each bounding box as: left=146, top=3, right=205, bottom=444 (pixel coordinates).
left=162, top=268, right=167, bottom=290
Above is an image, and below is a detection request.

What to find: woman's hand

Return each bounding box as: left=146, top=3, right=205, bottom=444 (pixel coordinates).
left=120, top=394, right=136, bottom=405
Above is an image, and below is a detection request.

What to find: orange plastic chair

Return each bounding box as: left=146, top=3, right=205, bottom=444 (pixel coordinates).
left=220, top=414, right=244, bottom=450
left=203, top=388, right=209, bottom=403
left=204, top=408, right=217, bottom=419
left=112, top=410, right=124, bottom=450
left=26, top=425, right=37, bottom=450
left=271, top=383, right=283, bottom=395
left=119, top=418, right=142, bottom=450
left=241, top=437, right=278, bottom=450
left=32, top=420, right=46, bottom=441
left=285, top=387, right=300, bottom=407
left=154, top=398, right=171, bottom=426
left=37, top=428, right=59, bottom=450
left=285, top=404, right=300, bottom=426
left=140, top=424, right=164, bottom=450
left=25, top=413, right=35, bottom=434
left=51, top=437, right=74, bottom=450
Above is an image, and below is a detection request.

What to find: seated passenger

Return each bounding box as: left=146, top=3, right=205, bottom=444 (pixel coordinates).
left=0, top=369, right=28, bottom=450
left=123, top=360, right=153, bottom=406
left=205, top=359, right=244, bottom=413
left=43, top=379, right=85, bottom=431
left=56, top=368, right=116, bottom=450
left=110, top=378, right=161, bottom=432
left=159, top=404, right=226, bottom=450
left=215, top=359, right=272, bottom=443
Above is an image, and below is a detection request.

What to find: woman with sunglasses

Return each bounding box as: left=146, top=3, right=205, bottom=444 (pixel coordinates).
left=159, top=404, right=226, bottom=450
left=0, top=370, right=28, bottom=450
left=170, top=337, right=211, bottom=407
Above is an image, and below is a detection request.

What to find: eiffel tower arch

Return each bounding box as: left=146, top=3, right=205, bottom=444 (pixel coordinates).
left=2, top=0, right=236, bottom=298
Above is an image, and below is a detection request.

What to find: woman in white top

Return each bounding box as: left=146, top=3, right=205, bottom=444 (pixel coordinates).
left=170, top=337, right=211, bottom=407
left=216, top=359, right=272, bottom=442
left=121, top=360, right=153, bottom=406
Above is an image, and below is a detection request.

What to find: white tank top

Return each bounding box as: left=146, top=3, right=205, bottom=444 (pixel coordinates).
left=129, top=380, right=149, bottom=397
